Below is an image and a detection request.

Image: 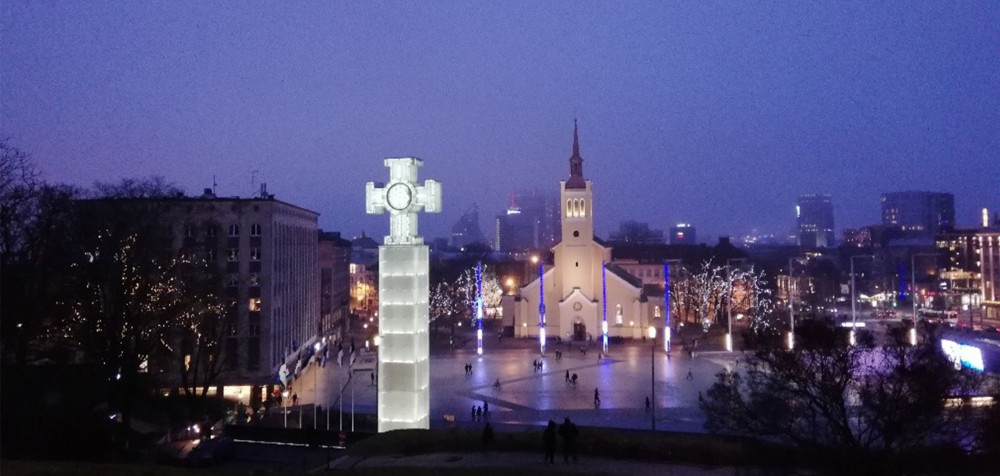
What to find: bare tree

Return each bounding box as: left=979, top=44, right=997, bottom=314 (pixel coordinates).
left=700, top=320, right=982, bottom=471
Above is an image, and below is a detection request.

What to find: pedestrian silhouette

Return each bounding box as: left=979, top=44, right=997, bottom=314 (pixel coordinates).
left=370, top=371, right=375, bottom=386
left=482, top=422, right=495, bottom=448
left=543, top=420, right=557, bottom=464
left=483, top=401, right=489, bottom=420
left=571, top=373, right=578, bottom=385
left=565, top=369, right=570, bottom=382
left=471, top=405, right=476, bottom=421
left=558, top=417, right=579, bottom=462
left=475, top=406, right=482, bottom=421
left=645, top=396, right=651, bottom=412
left=686, top=369, right=694, bottom=380
left=594, top=388, right=600, bottom=407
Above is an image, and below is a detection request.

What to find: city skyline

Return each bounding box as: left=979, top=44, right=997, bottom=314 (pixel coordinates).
left=3, top=2, right=998, bottom=242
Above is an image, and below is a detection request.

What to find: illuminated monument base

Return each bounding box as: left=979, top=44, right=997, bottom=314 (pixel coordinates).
left=377, top=244, right=430, bottom=431
left=366, top=157, right=440, bottom=432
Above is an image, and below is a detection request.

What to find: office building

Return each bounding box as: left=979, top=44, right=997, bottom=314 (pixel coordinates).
left=796, top=194, right=835, bottom=248
left=881, top=191, right=955, bottom=238
left=669, top=223, right=697, bottom=244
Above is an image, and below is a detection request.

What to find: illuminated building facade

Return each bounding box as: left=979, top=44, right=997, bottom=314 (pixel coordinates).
left=514, top=122, right=655, bottom=342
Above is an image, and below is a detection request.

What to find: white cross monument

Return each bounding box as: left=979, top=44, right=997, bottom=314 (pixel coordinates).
left=366, top=157, right=440, bottom=432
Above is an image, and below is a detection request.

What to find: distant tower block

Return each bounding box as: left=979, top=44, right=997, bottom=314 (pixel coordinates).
left=366, top=157, right=441, bottom=432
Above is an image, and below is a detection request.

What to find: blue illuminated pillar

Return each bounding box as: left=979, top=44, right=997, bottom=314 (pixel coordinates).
left=539, top=262, right=546, bottom=354
left=664, top=261, right=671, bottom=352
left=602, top=262, right=608, bottom=353
left=476, top=261, right=484, bottom=355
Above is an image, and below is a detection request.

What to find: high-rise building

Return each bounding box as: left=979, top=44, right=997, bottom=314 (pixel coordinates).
left=881, top=191, right=955, bottom=238
left=494, top=190, right=559, bottom=252
left=451, top=204, right=486, bottom=248
left=608, top=221, right=665, bottom=245
left=796, top=194, right=835, bottom=248
left=669, top=223, right=696, bottom=244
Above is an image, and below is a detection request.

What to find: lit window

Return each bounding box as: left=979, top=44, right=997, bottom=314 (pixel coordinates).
left=615, top=304, right=623, bottom=325
left=228, top=248, right=239, bottom=261
left=251, top=224, right=262, bottom=236
left=249, top=298, right=262, bottom=312
left=229, top=224, right=240, bottom=237
left=248, top=273, right=260, bottom=287
left=250, top=247, right=261, bottom=261
left=654, top=306, right=661, bottom=318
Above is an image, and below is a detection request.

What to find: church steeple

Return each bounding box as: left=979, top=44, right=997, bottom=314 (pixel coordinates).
left=566, top=119, right=586, bottom=189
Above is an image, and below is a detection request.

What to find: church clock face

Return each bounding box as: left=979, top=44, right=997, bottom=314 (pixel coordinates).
left=573, top=302, right=582, bottom=311
left=386, top=183, right=413, bottom=211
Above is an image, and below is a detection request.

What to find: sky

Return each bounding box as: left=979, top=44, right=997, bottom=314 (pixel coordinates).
left=3, top=1, right=998, bottom=243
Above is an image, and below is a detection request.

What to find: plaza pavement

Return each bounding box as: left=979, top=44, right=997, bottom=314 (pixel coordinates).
left=284, top=329, right=740, bottom=434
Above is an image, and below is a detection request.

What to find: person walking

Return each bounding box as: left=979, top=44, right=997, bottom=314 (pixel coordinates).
left=370, top=371, right=375, bottom=386
left=558, top=417, right=578, bottom=462
left=543, top=420, right=557, bottom=464
left=593, top=388, right=600, bottom=407
left=565, top=369, right=570, bottom=383
left=482, top=422, right=495, bottom=449
left=483, top=401, right=489, bottom=420
left=645, top=396, right=651, bottom=412
left=475, top=406, right=482, bottom=422
left=471, top=405, right=477, bottom=421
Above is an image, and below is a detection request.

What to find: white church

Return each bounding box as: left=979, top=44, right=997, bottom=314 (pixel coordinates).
left=510, top=122, right=666, bottom=342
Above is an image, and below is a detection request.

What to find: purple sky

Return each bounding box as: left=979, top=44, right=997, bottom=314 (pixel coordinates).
left=3, top=2, right=998, bottom=243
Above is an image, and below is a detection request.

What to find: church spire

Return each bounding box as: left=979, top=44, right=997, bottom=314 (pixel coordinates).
left=572, top=118, right=580, bottom=157
left=566, top=119, right=586, bottom=189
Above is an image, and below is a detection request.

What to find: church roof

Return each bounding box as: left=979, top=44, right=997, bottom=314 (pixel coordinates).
left=604, top=262, right=643, bottom=289
left=565, top=119, right=587, bottom=189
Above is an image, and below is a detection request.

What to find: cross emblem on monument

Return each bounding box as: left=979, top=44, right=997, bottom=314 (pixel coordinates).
left=366, top=157, right=441, bottom=245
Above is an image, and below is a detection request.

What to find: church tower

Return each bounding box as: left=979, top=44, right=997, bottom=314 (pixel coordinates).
left=558, top=120, right=597, bottom=300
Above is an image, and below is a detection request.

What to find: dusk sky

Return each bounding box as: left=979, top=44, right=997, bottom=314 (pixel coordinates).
left=3, top=2, right=998, bottom=243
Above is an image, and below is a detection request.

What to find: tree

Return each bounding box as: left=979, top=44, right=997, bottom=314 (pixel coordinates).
left=51, top=178, right=221, bottom=452
left=173, top=255, right=228, bottom=419
left=699, top=320, right=982, bottom=471
left=0, top=141, right=82, bottom=366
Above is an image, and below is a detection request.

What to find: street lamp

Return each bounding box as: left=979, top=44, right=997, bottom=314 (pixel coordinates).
left=851, top=255, right=875, bottom=346
left=726, top=258, right=747, bottom=352
left=282, top=390, right=290, bottom=428
left=648, top=325, right=657, bottom=431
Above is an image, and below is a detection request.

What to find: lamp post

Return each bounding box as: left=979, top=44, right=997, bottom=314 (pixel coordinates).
left=649, top=325, right=657, bottom=431
left=787, top=258, right=798, bottom=350
left=282, top=390, right=290, bottom=428
left=850, top=255, right=875, bottom=346
left=726, top=258, right=747, bottom=352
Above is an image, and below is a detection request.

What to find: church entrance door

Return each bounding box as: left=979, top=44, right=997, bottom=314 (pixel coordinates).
left=573, top=321, right=586, bottom=341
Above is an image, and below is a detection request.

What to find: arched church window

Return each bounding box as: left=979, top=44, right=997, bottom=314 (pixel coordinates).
left=615, top=304, right=623, bottom=325
left=578, top=199, right=586, bottom=218
left=654, top=306, right=661, bottom=318
left=566, top=199, right=572, bottom=217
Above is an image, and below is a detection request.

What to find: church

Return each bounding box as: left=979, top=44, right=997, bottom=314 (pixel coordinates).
left=511, top=122, right=664, bottom=342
